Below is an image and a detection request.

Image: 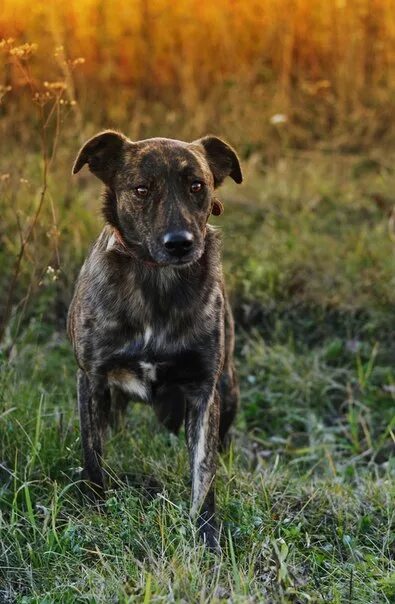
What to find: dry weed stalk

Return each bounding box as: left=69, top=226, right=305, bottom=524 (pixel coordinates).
left=0, top=39, right=83, bottom=344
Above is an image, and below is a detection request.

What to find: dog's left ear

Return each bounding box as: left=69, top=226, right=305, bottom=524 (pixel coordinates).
left=72, top=130, right=128, bottom=186
left=194, top=135, right=243, bottom=188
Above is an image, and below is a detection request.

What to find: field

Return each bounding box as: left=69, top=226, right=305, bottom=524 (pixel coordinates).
left=1, top=2, right=395, bottom=602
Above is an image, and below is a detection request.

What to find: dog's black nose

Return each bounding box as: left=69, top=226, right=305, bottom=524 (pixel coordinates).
left=163, top=231, right=194, bottom=257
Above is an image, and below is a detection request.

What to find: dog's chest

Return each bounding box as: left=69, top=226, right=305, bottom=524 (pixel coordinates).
left=105, top=325, right=197, bottom=401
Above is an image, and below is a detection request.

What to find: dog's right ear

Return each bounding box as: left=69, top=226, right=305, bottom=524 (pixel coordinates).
left=72, top=130, right=128, bottom=185
left=194, top=135, right=243, bottom=188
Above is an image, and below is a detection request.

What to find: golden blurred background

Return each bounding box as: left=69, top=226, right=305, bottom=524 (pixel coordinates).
left=2, top=0, right=395, bottom=151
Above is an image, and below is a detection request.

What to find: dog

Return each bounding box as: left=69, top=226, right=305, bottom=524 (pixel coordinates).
left=67, top=130, right=242, bottom=549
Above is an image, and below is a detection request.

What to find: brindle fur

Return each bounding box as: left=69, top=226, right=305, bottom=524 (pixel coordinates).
left=68, top=130, right=242, bottom=549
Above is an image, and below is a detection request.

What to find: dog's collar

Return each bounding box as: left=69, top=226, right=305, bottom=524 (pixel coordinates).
left=112, top=227, right=132, bottom=254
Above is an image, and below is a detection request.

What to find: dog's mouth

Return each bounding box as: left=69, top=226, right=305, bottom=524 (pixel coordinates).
left=151, top=249, right=203, bottom=268
left=167, top=256, right=197, bottom=268
left=147, top=243, right=204, bottom=268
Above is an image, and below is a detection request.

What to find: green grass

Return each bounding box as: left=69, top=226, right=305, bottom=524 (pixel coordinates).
left=0, top=148, right=394, bottom=602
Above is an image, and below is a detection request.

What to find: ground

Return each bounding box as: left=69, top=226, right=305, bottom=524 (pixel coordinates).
left=0, top=149, right=394, bottom=603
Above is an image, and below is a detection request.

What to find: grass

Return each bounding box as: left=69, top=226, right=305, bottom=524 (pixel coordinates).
left=0, top=147, right=395, bottom=602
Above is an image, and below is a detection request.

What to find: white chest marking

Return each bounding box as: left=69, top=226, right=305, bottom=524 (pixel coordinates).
left=140, top=361, right=157, bottom=381
left=144, top=326, right=153, bottom=347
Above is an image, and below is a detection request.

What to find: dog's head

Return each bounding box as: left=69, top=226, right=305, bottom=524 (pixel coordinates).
left=72, top=131, right=242, bottom=266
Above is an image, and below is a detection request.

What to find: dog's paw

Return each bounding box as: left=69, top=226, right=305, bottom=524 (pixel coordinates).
left=197, top=515, right=221, bottom=554
left=79, top=469, right=106, bottom=507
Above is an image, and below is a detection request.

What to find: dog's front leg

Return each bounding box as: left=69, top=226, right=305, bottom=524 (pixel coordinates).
left=78, top=370, right=110, bottom=500
left=185, top=385, right=220, bottom=550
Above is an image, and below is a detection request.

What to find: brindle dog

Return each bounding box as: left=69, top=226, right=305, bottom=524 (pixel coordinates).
left=68, top=130, right=242, bottom=549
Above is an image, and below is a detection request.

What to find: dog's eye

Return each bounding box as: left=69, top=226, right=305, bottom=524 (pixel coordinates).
left=135, top=186, right=148, bottom=198
left=190, top=181, right=203, bottom=193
